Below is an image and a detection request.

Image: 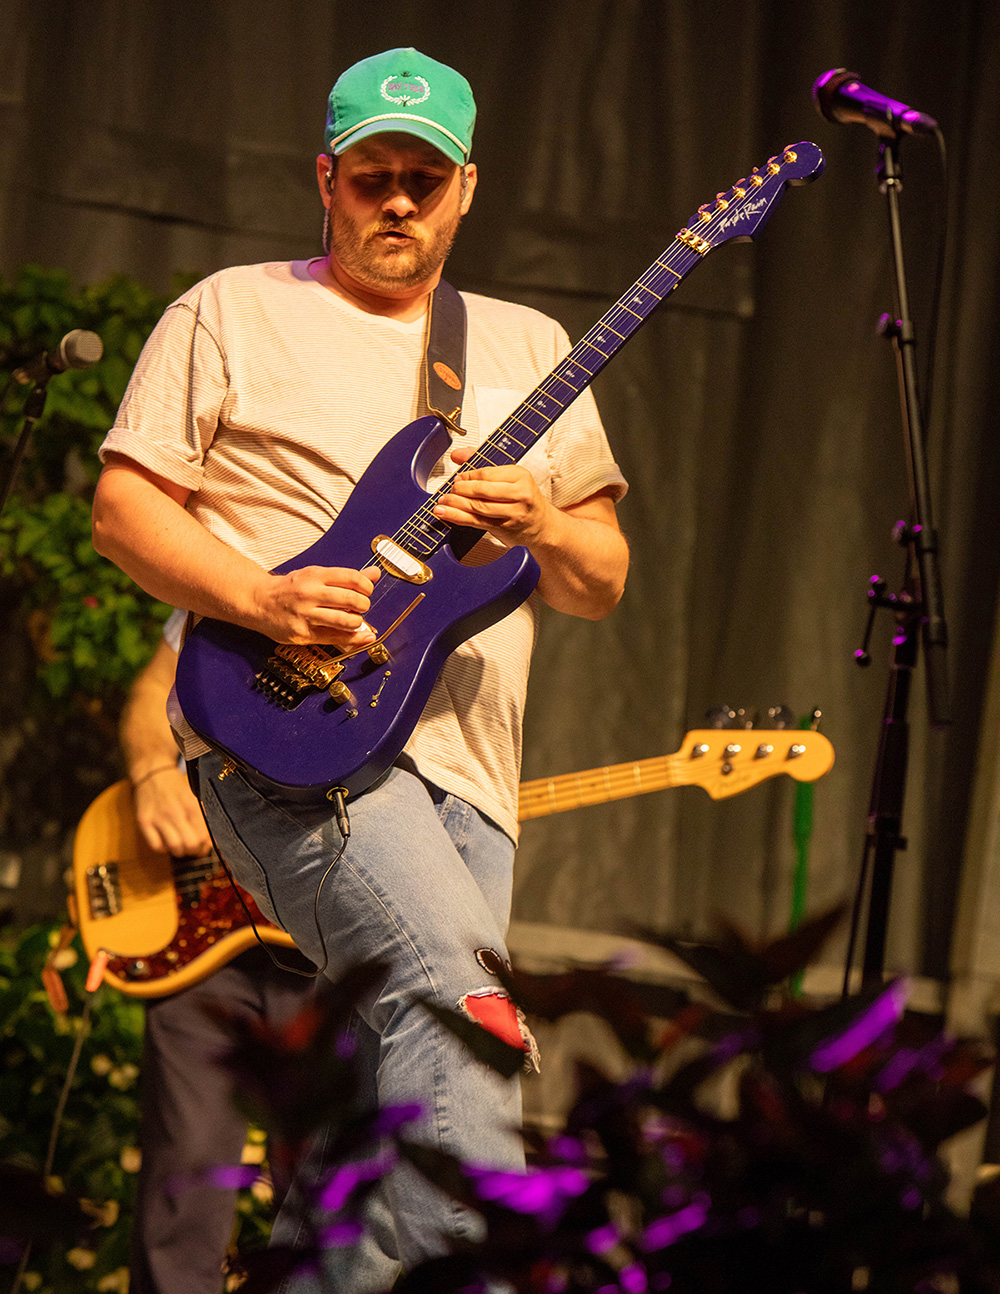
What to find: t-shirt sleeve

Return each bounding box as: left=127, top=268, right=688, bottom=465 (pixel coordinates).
left=534, top=317, right=627, bottom=511
left=161, top=607, right=187, bottom=652
left=98, top=295, right=228, bottom=493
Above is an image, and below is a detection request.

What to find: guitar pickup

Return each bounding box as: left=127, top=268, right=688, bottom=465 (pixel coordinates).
left=371, top=535, right=432, bottom=584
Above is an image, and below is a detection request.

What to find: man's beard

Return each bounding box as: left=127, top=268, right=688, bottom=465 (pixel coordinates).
left=330, top=207, right=462, bottom=290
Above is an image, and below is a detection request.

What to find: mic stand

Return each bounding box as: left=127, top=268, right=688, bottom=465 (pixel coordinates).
left=0, top=379, right=50, bottom=520
left=843, top=133, right=951, bottom=995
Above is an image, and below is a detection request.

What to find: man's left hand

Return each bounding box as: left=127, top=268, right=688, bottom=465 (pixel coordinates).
left=432, top=448, right=552, bottom=548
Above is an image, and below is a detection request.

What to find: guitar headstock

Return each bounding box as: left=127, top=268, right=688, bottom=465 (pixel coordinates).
left=677, top=141, right=825, bottom=255
left=680, top=727, right=835, bottom=800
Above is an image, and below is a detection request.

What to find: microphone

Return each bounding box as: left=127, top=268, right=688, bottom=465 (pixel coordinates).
left=12, top=329, right=104, bottom=386
left=812, top=68, right=938, bottom=137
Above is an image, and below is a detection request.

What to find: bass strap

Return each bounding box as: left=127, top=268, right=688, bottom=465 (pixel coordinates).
left=424, top=278, right=468, bottom=435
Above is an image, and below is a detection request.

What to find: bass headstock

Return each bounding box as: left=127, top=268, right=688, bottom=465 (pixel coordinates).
left=682, top=704, right=833, bottom=799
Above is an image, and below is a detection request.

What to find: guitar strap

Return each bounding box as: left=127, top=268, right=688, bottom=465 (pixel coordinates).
left=424, top=278, right=468, bottom=435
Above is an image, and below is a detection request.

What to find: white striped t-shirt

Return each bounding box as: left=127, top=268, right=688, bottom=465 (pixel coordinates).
left=100, top=260, right=627, bottom=839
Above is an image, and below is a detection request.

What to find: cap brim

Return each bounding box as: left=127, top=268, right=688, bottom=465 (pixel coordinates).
left=331, top=118, right=466, bottom=166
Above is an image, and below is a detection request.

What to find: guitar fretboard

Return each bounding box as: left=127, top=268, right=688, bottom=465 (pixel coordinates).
left=518, top=752, right=693, bottom=821
left=517, top=728, right=834, bottom=816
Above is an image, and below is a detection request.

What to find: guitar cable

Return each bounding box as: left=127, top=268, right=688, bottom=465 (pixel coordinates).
left=196, top=772, right=351, bottom=983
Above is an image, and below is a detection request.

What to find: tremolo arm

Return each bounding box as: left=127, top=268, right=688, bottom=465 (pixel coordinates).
left=254, top=592, right=425, bottom=710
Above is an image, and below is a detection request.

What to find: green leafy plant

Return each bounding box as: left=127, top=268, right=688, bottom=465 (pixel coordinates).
left=0, top=923, right=274, bottom=1293
left=0, top=268, right=279, bottom=1290
left=0, top=923, right=146, bottom=1291
left=0, top=264, right=191, bottom=707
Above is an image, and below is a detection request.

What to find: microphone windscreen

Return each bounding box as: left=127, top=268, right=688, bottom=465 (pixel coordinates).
left=812, top=68, right=856, bottom=124
left=60, top=330, right=104, bottom=369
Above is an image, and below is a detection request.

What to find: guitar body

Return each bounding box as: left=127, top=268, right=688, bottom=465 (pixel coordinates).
left=176, top=415, right=541, bottom=799
left=72, top=779, right=294, bottom=998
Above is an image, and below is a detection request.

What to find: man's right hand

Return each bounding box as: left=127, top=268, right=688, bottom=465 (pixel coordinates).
left=135, top=766, right=214, bottom=858
left=251, top=564, right=381, bottom=647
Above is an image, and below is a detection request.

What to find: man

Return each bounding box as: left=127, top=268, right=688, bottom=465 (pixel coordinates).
left=92, top=47, right=628, bottom=1290
left=122, top=616, right=319, bottom=1294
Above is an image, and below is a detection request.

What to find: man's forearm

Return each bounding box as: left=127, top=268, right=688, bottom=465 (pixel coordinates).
left=529, top=498, right=629, bottom=620
left=431, top=455, right=628, bottom=619
left=92, top=457, right=271, bottom=628
left=119, top=639, right=183, bottom=781
left=93, top=455, right=382, bottom=649
left=120, top=689, right=180, bottom=780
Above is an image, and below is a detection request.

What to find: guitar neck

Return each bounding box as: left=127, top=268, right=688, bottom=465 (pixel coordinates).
left=518, top=752, right=692, bottom=821
left=517, top=728, right=835, bottom=819
left=379, top=143, right=824, bottom=561
left=464, top=244, right=700, bottom=468
left=398, top=240, right=704, bottom=559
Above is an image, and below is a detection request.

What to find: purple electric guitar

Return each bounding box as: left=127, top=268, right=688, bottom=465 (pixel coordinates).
left=175, top=142, right=825, bottom=801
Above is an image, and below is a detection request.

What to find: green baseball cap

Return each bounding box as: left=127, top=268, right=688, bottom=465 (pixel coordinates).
left=325, top=47, right=476, bottom=166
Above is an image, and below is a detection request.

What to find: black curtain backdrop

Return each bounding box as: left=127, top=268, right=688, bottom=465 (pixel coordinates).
left=2, top=0, right=999, bottom=990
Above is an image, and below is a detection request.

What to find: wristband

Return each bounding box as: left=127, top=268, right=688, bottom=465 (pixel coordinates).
left=131, top=763, right=179, bottom=789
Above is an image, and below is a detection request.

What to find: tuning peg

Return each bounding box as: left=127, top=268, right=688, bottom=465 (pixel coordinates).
left=704, top=705, right=740, bottom=730
left=808, top=708, right=823, bottom=730
left=734, top=707, right=758, bottom=729
left=766, top=705, right=796, bottom=730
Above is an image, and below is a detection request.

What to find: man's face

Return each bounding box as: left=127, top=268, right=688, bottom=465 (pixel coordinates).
left=326, top=134, right=475, bottom=292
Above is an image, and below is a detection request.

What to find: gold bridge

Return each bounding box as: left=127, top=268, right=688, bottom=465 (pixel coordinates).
left=254, top=594, right=425, bottom=710
left=272, top=644, right=345, bottom=688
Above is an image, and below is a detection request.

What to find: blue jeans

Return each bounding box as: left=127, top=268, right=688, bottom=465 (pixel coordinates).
left=196, top=753, right=524, bottom=1291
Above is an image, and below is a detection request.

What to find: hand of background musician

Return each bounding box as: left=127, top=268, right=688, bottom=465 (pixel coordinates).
left=251, top=563, right=382, bottom=648
left=432, top=448, right=553, bottom=548
left=134, top=765, right=213, bottom=858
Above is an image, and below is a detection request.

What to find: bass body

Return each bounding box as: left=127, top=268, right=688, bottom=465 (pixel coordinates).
left=70, top=779, right=294, bottom=999
left=74, top=725, right=834, bottom=996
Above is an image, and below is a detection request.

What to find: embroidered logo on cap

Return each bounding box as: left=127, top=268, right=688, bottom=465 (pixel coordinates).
left=381, top=74, right=430, bottom=107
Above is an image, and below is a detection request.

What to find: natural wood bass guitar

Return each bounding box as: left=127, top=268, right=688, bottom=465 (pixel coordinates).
left=72, top=727, right=833, bottom=996
left=174, top=143, right=825, bottom=803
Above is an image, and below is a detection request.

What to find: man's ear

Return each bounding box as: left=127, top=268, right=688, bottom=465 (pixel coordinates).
left=315, top=153, right=334, bottom=205
left=459, top=163, right=478, bottom=216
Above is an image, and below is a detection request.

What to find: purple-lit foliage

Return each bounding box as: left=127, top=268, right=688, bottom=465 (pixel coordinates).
left=208, top=907, right=1000, bottom=1293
